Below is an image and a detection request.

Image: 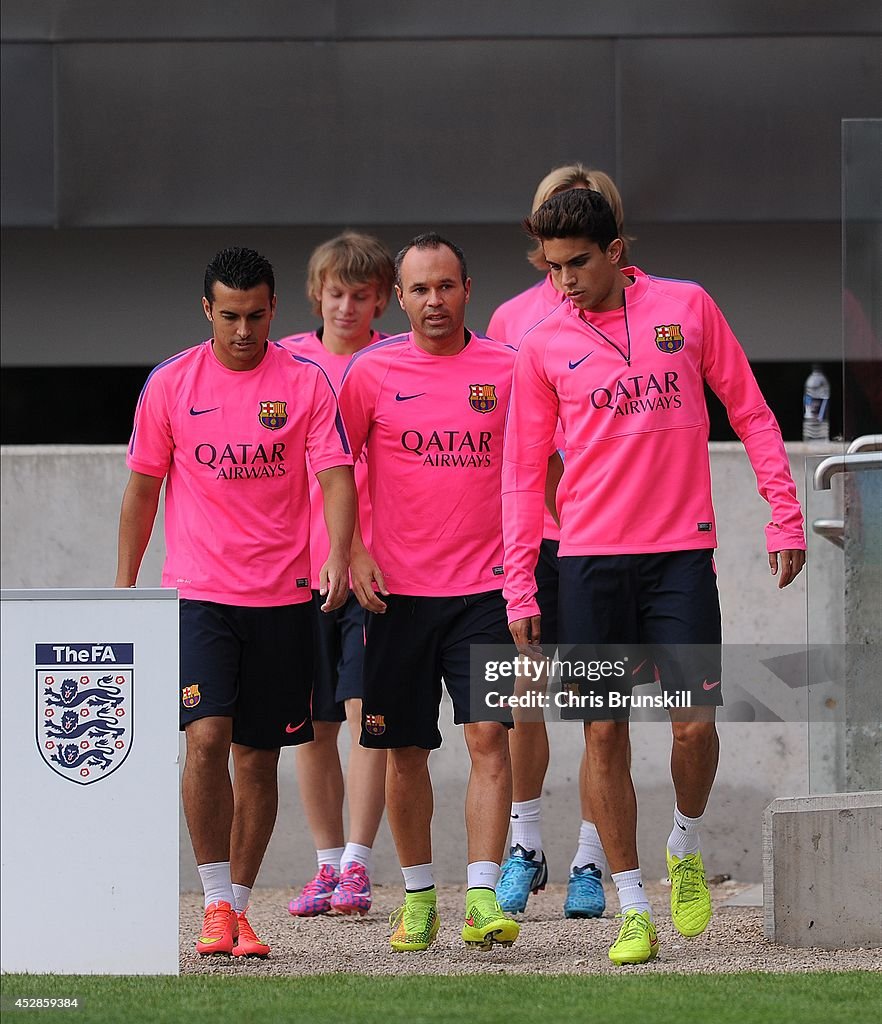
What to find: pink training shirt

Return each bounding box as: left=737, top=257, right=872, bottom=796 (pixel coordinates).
left=338, top=331, right=516, bottom=597
left=277, top=330, right=382, bottom=589
left=502, top=267, right=806, bottom=622
left=127, top=339, right=353, bottom=606
left=488, top=273, right=567, bottom=541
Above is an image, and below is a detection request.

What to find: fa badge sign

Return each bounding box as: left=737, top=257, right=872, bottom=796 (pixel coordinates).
left=36, top=643, right=134, bottom=785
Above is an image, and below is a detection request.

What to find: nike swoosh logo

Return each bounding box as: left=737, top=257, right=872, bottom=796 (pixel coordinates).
left=395, top=392, right=426, bottom=402
left=285, top=718, right=309, bottom=734
left=568, top=354, right=593, bottom=369
left=676, top=822, right=687, bottom=830
left=702, top=680, right=721, bottom=691
left=189, top=406, right=220, bottom=416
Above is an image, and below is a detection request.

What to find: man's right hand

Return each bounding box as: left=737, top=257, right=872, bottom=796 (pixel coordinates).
left=509, top=615, right=542, bottom=658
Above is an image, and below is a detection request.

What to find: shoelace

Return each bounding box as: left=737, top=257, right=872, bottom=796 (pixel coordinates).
left=336, top=868, right=366, bottom=894
left=499, top=857, right=537, bottom=888
left=236, top=915, right=260, bottom=942
left=301, top=870, right=336, bottom=897
left=616, top=912, right=649, bottom=942
left=201, top=903, right=232, bottom=938
left=672, top=860, right=704, bottom=902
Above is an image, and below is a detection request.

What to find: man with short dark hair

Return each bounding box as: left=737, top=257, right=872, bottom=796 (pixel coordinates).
left=116, top=246, right=356, bottom=959
left=502, top=190, right=806, bottom=965
left=339, top=233, right=520, bottom=953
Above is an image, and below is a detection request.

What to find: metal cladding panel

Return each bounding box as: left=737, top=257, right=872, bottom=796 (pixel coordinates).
left=338, top=0, right=882, bottom=38
left=1, top=43, right=55, bottom=226
left=0, top=1, right=334, bottom=40
left=3, top=0, right=880, bottom=40
left=55, top=39, right=615, bottom=226
left=620, top=36, right=882, bottom=223
left=328, top=39, right=615, bottom=224
left=56, top=40, right=335, bottom=227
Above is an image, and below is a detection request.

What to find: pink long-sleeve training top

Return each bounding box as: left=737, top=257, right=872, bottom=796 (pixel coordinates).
left=502, top=267, right=806, bottom=622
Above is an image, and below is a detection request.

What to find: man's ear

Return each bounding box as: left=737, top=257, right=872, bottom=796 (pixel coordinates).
left=202, top=296, right=213, bottom=322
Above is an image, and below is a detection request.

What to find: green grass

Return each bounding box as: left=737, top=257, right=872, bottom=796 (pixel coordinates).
left=2, top=972, right=880, bottom=1024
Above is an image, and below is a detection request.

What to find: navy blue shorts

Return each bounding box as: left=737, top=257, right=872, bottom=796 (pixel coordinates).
left=311, top=590, right=366, bottom=723
left=179, top=599, right=314, bottom=749
left=535, top=538, right=560, bottom=647
left=557, top=550, right=722, bottom=718
left=360, top=590, right=512, bottom=750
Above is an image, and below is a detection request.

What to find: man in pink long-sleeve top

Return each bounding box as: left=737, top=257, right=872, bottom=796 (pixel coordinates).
left=502, top=189, right=805, bottom=966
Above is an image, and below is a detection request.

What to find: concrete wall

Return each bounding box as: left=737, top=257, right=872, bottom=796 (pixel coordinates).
left=764, top=792, right=882, bottom=949
left=1, top=443, right=846, bottom=885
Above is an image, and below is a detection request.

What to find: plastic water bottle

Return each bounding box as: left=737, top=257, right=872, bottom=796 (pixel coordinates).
left=802, top=365, right=830, bottom=441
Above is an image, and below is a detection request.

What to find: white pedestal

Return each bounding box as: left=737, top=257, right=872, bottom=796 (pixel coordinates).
left=1, top=589, right=180, bottom=974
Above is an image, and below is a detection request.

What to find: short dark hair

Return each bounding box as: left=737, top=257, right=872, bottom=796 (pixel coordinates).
left=394, top=232, right=468, bottom=288
left=523, top=189, right=620, bottom=253
left=204, top=247, right=275, bottom=304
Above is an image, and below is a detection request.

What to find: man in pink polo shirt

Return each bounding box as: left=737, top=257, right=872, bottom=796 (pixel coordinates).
left=502, top=190, right=805, bottom=966
left=278, top=232, right=394, bottom=919
left=116, top=247, right=355, bottom=959
left=338, top=233, right=520, bottom=954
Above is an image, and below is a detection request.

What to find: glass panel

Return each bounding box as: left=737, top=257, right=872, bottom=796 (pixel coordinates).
left=841, top=119, right=881, bottom=441
left=806, top=121, right=882, bottom=794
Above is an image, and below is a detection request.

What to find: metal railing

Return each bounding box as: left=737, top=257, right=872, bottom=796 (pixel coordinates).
left=811, top=435, right=882, bottom=545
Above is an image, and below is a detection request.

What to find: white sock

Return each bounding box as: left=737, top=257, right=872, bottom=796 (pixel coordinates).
left=612, top=868, right=651, bottom=916
left=467, top=861, right=501, bottom=891
left=570, top=819, right=608, bottom=876
left=316, top=847, right=344, bottom=872
left=198, top=861, right=234, bottom=909
left=510, top=798, right=542, bottom=856
left=341, top=842, right=372, bottom=873
left=667, top=805, right=703, bottom=859
left=231, top=883, right=251, bottom=914
left=402, top=862, right=435, bottom=893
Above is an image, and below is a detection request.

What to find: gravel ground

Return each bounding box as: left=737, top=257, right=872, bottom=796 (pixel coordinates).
left=180, top=881, right=882, bottom=976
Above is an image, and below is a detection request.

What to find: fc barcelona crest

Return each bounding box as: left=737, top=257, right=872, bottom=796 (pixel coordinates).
left=655, top=324, right=685, bottom=353
left=182, top=684, right=201, bottom=708
left=468, top=384, right=497, bottom=414
left=259, top=400, right=288, bottom=430
left=364, top=713, right=386, bottom=736
left=36, top=644, right=134, bottom=786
